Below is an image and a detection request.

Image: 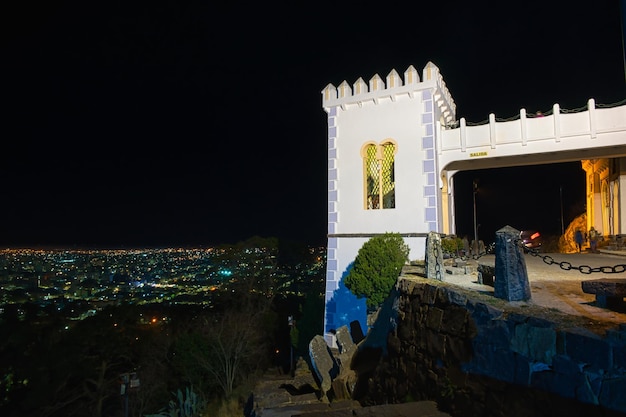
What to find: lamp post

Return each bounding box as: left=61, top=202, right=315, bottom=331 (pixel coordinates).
left=120, top=372, right=140, bottom=417
left=560, top=185, right=565, bottom=235
left=473, top=180, right=479, bottom=256
left=288, top=315, right=295, bottom=376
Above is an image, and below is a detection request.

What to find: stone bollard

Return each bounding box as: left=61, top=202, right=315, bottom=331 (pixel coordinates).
left=494, top=225, right=531, bottom=301
left=349, top=320, right=364, bottom=344
left=425, top=231, right=444, bottom=281
left=309, top=335, right=339, bottom=401
left=335, top=325, right=356, bottom=357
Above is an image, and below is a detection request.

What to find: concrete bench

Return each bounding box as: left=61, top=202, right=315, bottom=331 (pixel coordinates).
left=581, top=278, right=626, bottom=309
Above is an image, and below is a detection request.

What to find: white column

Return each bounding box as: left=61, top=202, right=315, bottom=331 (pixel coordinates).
left=614, top=172, right=626, bottom=235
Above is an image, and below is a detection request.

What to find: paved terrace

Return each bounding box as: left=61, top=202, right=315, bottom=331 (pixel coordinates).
left=429, top=250, right=626, bottom=330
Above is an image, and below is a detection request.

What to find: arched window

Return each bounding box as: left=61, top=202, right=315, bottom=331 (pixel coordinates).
left=363, top=141, right=396, bottom=210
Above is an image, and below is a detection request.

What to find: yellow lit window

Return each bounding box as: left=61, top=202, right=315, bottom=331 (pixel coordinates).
left=364, top=141, right=396, bottom=210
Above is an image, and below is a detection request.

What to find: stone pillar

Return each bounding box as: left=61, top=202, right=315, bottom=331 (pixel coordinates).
left=349, top=320, right=364, bottom=344
left=494, top=225, right=531, bottom=301
left=335, top=326, right=356, bottom=357
left=425, top=231, right=444, bottom=281
left=309, top=335, right=339, bottom=401
left=335, top=325, right=356, bottom=374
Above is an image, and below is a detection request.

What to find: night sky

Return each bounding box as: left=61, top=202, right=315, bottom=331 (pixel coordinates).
left=452, top=162, right=588, bottom=245
left=2, top=1, right=625, bottom=248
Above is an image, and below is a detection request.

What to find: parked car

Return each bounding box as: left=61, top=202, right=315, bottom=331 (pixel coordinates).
left=520, top=230, right=542, bottom=250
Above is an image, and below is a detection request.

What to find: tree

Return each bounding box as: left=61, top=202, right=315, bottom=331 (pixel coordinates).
left=172, top=298, right=275, bottom=399
left=344, top=233, right=409, bottom=311
left=295, top=293, right=324, bottom=357
left=172, top=236, right=281, bottom=400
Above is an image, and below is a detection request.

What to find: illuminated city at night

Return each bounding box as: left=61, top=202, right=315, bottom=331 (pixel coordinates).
left=2, top=1, right=625, bottom=416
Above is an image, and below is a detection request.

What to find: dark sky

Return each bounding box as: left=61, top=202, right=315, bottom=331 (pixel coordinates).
left=2, top=1, right=625, bottom=248
left=453, top=162, right=588, bottom=244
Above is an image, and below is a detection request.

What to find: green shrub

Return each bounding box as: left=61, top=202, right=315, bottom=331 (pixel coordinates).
left=146, top=386, right=205, bottom=417
left=441, top=237, right=463, bottom=255
left=344, top=233, right=409, bottom=311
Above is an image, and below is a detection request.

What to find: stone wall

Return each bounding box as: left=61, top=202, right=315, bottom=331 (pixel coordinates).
left=350, top=277, right=626, bottom=417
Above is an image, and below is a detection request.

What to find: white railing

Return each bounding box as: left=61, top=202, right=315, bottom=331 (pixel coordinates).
left=438, top=99, right=626, bottom=155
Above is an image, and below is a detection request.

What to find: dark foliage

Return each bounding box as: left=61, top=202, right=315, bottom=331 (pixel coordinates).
left=344, top=233, right=410, bottom=311
left=0, top=238, right=326, bottom=416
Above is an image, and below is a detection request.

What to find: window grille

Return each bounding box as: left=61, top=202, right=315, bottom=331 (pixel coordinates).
left=364, top=142, right=396, bottom=209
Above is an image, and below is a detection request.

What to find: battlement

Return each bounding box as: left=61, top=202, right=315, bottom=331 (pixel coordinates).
left=321, top=62, right=456, bottom=125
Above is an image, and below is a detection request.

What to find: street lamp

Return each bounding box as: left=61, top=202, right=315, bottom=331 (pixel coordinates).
left=288, top=315, right=295, bottom=376
left=473, top=180, right=479, bottom=256
left=560, top=185, right=565, bottom=235
left=120, top=371, right=140, bottom=417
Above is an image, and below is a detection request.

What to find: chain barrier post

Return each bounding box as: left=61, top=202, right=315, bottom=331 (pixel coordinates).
left=425, top=232, right=444, bottom=281
left=494, top=225, right=531, bottom=301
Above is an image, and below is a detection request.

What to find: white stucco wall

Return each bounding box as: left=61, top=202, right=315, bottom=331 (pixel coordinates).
left=333, top=95, right=428, bottom=234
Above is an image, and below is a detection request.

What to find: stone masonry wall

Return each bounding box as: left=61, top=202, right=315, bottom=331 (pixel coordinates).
left=353, top=277, right=626, bottom=417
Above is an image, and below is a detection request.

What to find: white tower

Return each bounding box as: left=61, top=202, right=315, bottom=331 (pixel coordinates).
left=321, top=62, right=456, bottom=347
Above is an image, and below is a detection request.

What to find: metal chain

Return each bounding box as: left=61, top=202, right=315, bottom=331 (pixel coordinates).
left=517, top=240, right=626, bottom=275
left=445, top=238, right=626, bottom=274
left=433, top=244, right=442, bottom=280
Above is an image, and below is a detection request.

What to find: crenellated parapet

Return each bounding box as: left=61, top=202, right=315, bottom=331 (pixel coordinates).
left=321, top=62, right=456, bottom=125
left=423, top=62, right=456, bottom=126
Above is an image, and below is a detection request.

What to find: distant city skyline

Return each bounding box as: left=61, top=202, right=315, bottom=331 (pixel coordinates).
left=0, top=245, right=326, bottom=319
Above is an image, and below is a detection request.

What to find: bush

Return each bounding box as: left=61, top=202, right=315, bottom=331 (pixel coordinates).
left=344, top=233, right=410, bottom=311
left=146, top=386, right=205, bottom=417
left=441, top=237, right=463, bottom=255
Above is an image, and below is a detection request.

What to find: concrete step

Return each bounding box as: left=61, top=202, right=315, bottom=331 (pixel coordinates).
left=254, top=399, right=451, bottom=417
